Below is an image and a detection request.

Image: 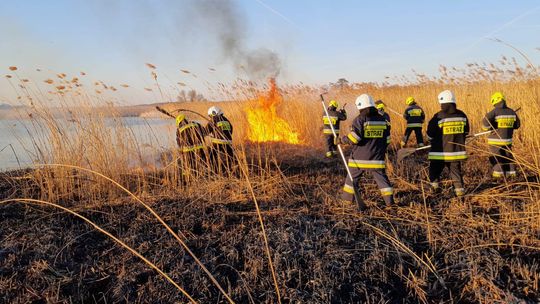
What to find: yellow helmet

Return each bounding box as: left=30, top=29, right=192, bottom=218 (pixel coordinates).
left=491, top=92, right=505, bottom=105
left=329, top=100, right=339, bottom=108
left=175, top=114, right=186, bottom=127
left=405, top=96, right=415, bottom=105
left=375, top=100, right=385, bottom=110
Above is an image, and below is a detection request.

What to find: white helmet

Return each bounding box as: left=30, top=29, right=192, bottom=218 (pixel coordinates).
left=355, top=94, right=375, bottom=110
left=438, top=90, right=456, bottom=104
left=208, top=106, right=223, bottom=116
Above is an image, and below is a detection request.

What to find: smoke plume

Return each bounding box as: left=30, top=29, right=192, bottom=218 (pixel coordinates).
left=188, top=0, right=282, bottom=80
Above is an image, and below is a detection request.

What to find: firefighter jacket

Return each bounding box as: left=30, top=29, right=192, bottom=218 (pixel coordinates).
left=176, top=121, right=205, bottom=153
left=426, top=105, right=470, bottom=161
left=481, top=103, right=520, bottom=146
left=207, top=115, right=233, bottom=145
left=403, top=104, right=425, bottom=128
left=322, top=107, right=347, bottom=135
left=342, top=111, right=391, bottom=169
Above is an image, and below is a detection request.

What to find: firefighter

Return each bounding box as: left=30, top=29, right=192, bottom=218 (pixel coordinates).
left=426, top=90, right=469, bottom=197
left=376, top=100, right=391, bottom=145
left=481, top=92, right=520, bottom=180
left=375, top=100, right=390, bottom=124
left=206, top=106, right=234, bottom=173
left=340, top=94, right=394, bottom=207
left=175, top=114, right=206, bottom=178
left=401, top=96, right=425, bottom=147
left=322, top=99, right=347, bottom=158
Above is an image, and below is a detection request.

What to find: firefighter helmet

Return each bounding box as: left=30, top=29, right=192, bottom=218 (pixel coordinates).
left=438, top=90, right=456, bottom=104
left=175, top=114, right=186, bottom=127
left=375, top=100, right=385, bottom=110
left=490, top=92, right=505, bottom=105
left=329, top=100, right=339, bottom=108
left=405, top=96, right=415, bottom=105
left=355, top=94, right=375, bottom=110
left=208, top=106, right=223, bottom=116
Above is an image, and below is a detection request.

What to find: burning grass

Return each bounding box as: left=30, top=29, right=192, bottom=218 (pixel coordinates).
left=245, top=78, right=301, bottom=144
left=2, top=59, right=540, bottom=302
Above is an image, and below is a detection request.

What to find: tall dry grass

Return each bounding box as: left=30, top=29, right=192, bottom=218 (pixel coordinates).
left=2, top=55, right=540, bottom=302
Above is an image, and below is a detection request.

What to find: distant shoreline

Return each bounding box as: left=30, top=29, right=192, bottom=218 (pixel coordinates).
left=0, top=102, right=176, bottom=120
left=0, top=100, right=237, bottom=121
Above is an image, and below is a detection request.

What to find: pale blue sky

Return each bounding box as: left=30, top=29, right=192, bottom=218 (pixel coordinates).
left=1, top=1, right=540, bottom=104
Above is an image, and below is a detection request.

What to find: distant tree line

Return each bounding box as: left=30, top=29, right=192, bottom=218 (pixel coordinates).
left=329, top=78, right=350, bottom=90
left=176, top=90, right=206, bottom=102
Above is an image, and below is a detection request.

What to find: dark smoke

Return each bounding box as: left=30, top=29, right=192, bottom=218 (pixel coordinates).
left=188, top=0, right=281, bottom=80
left=244, top=48, right=281, bottom=79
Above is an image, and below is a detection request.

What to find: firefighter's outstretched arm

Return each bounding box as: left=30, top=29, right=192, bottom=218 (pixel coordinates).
left=481, top=112, right=494, bottom=131
left=342, top=126, right=362, bottom=146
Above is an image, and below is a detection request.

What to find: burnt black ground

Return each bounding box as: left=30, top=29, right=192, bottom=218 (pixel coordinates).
left=1, top=148, right=540, bottom=303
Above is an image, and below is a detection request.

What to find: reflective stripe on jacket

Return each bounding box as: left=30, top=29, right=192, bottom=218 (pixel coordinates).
left=181, top=145, right=204, bottom=152
left=403, top=104, right=425, bottom=127
left=209, top=138, right=232, bottom=145
left=427, top=107, right=469, bottom=162
left=428, top=151, right=467, bottom=161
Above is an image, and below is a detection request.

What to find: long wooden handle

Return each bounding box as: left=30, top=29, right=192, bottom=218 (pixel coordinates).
left=155, top=106, right=176, bottom=119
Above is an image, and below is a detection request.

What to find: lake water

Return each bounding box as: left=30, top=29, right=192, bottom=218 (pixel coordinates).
left=0, top=117, right=179, bottom=171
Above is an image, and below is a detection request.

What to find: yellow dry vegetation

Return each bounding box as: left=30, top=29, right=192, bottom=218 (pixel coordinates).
left=2, top=59, right=540, bottom=303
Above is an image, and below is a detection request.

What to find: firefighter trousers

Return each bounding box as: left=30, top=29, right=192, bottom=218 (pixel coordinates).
left=341, top=168, right=394, bottom=205
left=325, top=134, right=338, bottom=157
left=177, top=150, right=206, bottom=182
left=209, top=143, right=235, bottom=174
left=429, top=160, right=464, bottom=196
left=489, top=145, right=516, bottom=178
left=402, top=127, right=424, bottom=146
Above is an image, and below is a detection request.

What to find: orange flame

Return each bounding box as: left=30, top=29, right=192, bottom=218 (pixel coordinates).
left=245, top=78, right=301, bottom=144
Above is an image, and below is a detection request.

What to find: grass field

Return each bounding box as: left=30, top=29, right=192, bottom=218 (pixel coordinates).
left=1, top=60, right=540, bottom=303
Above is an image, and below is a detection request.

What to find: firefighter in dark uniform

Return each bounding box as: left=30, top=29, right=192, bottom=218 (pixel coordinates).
left=426, top=90, right=469, bottom=197
left=322, top=100, right=347, bottom=158
left=481, top=92, right=520, bottom=179
left=175, top=114, right=206, bottom=178
left=206, top=106, right=234, bottom=173
left=376, top=100, right=391, bottom=145
left=401, top=96, right=425, bottom=147
left=340, top=94, right=394, bottom=206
